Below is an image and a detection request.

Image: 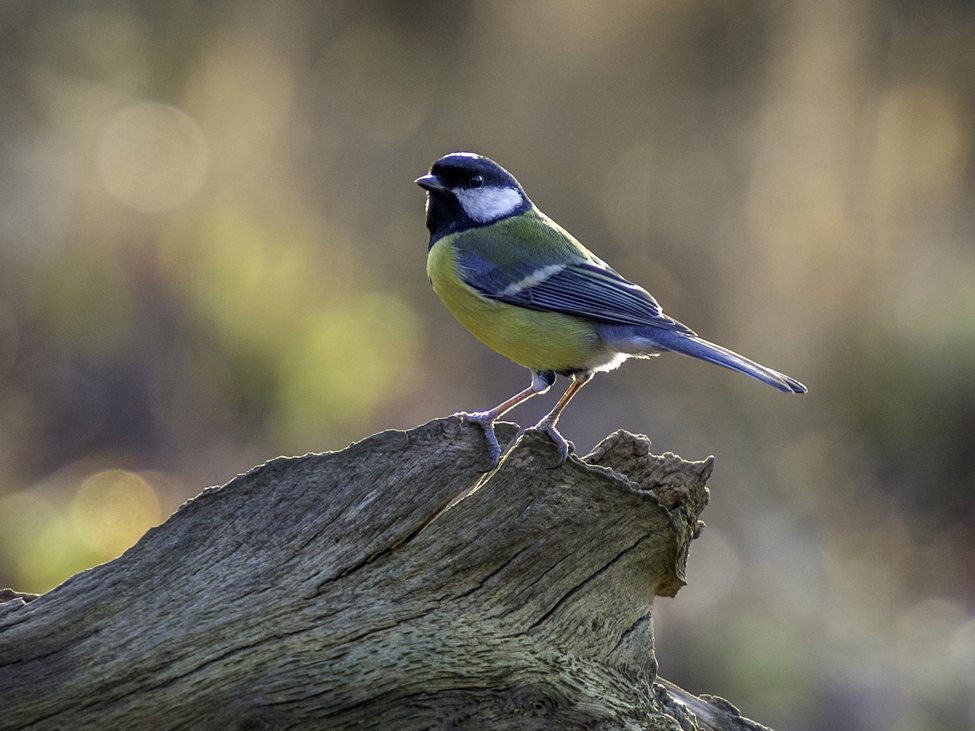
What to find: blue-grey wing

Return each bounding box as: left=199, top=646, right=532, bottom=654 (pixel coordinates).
left=460, top=254, right=695, bottom=335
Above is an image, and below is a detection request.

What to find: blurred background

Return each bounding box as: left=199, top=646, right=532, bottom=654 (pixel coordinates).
left=0, top=1, right=973, bottom=728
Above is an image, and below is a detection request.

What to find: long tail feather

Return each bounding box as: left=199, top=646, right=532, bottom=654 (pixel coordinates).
left=668, top=335, right=807, bottom=393
left=598, top=324, right=807, bottom=394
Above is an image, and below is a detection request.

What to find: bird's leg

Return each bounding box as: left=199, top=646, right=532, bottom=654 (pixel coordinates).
left=456, top=372, right=554, bottom=470
left=532, top=372, right=593, bottom=468
left=455, top=387, right=535, bottom=470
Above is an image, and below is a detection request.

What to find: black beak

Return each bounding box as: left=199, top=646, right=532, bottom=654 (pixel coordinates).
left=415, top=173, right=448, bottom=193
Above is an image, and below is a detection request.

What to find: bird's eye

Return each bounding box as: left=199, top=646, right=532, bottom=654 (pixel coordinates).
left=469, top=174, right=484, bottom=188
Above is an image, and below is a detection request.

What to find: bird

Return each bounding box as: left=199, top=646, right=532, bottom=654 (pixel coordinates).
left=417, top=152, right=806, bottom=469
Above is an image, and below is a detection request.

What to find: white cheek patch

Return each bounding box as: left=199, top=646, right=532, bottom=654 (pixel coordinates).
left=454, top=186, right=523, bottom=223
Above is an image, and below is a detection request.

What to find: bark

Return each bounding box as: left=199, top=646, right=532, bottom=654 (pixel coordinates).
left=0, top=417, right=771, bottom=731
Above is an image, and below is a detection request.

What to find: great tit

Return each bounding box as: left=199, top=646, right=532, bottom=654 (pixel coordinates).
left=417, top=152, right=806, bottom=469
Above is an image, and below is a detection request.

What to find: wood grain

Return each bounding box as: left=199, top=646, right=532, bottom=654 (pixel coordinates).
left=0, top=417, right=770, bottom=731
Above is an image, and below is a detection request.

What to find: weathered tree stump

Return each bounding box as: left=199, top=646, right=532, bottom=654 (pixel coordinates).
left=0, top=417, right=771, bottom=731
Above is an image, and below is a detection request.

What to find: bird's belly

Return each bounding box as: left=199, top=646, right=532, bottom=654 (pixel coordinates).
left=430, top=266, right=611, bottom=373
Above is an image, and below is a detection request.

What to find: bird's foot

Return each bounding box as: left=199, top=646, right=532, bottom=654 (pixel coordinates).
left=455, top=411, right=502, bottom=471
left=531, top=420, right=575, bottom=469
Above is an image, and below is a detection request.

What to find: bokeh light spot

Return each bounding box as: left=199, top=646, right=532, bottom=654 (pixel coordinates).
left=69, top=469, right=161, bottom=559
left=0, top=491, right=57, bottom=577
left=98, top=102, right=209, bottom=213
left=276, top=294, right=419, bottom=443
left=0, top=491, right=82, bottom=593
left=160, top=206, right=320, bottom=356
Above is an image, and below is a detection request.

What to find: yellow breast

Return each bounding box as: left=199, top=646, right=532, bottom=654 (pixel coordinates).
left=427, top=238, right=607, bottom=373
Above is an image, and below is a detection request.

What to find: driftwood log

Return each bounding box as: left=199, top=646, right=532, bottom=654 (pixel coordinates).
left=0, top=417, right=771, bottom=731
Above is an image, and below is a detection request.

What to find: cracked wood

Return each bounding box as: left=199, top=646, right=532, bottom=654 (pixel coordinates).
left=0, top=417, right=772, bottom=731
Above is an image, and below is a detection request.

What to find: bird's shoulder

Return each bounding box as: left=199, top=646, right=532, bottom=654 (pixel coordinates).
left=448, top=206, right=594, bottom=267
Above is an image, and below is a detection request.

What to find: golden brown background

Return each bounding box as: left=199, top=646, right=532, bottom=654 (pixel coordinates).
left=1, top=2, right=973, bottom=728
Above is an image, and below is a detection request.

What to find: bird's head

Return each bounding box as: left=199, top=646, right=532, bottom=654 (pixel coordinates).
left=416, top=153, right=531, bottom=244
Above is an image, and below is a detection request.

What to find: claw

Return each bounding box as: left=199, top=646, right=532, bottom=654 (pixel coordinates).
left=455, top=411, right=502, bottom=471
left=532, top=421, right=575, bottom=468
